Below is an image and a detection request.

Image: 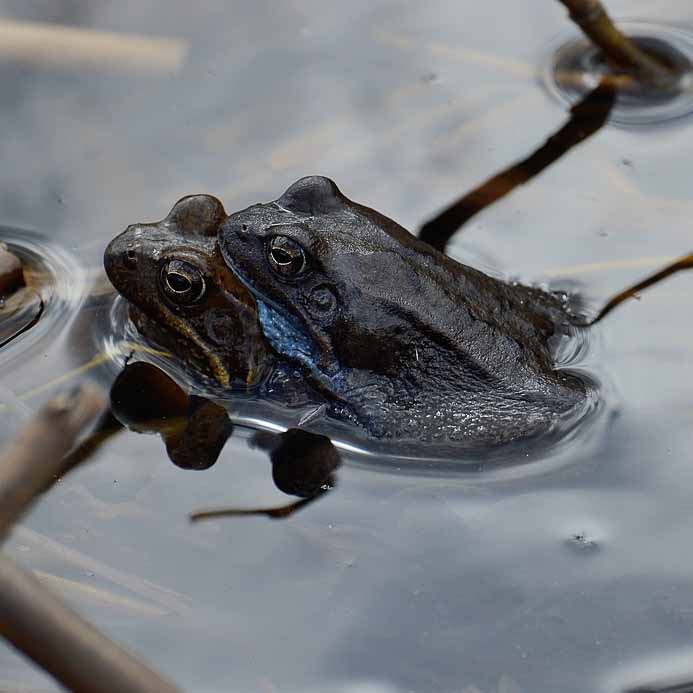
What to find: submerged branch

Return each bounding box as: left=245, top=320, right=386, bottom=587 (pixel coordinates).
left=0, top=555, right=180, bottom=693
left=0, top=383, right=105, bottom=535
left=0, top=385, right=181, bottom=692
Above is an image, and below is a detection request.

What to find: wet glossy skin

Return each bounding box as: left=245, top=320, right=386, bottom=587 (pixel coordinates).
left=104, top=194, right=268, bottom=387
left=105, top=177, right=589, bottom=449
left=218, top=176, right=588, bottom=447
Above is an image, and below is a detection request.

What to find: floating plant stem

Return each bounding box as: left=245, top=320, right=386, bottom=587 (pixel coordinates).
left=190, top=494, right=323, bottom=521
left=557, top=0, right=680, bottom=90
left=586, top=252, right=693, bottom=325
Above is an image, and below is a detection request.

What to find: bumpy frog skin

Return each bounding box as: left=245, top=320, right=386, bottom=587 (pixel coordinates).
left=219, top=176, right=588, bottom=447
left=105, top=177, right=590, bottom=450
left=104, top=194, right=268, bottom=387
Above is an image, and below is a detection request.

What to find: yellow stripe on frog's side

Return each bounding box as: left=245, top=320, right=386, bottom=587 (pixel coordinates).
left=158, top=309, right=231, bottom=388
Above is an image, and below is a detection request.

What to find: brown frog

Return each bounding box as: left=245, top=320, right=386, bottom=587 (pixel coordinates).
left=104, top=194, right=268, bottom=389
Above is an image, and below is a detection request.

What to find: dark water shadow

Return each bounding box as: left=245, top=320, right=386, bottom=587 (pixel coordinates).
left=106, top=361, right=341, bottom=520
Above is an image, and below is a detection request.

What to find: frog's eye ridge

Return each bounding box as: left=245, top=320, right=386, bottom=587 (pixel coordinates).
left=160, top=259, right=206, bottom=305
left=267, top=235, right=306, bottom=277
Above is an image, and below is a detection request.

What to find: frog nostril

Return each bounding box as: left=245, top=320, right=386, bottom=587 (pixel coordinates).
left=125, top=248, right=137, bottom=268
left=237, top=223, right=250, bottom=242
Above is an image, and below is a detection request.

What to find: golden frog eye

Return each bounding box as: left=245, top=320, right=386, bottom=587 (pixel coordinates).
left=267, top=236, right=306, bottom=277
left=160, top=260, right=206, bottom=305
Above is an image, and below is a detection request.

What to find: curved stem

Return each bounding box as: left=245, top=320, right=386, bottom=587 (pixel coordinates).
left=418, top=80, right=615, bottom=251
left=586, top=253, right=693, bottom=325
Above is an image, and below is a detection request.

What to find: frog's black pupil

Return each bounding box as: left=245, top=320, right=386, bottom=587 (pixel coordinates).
left=160, top=260, right=206, bottom=305
left=168, top=272, right=192, bottom=293
left=267, top=235, right=305, bottom=276
left=272, top=248, right=294, bottom=265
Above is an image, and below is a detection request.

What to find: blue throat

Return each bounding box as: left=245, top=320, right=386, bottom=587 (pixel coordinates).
left=257, top=300, right=319, bottom=367
left=256, top=300, right=345, bottom=392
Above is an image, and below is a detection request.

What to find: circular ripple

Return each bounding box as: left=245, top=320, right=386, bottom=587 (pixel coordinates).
left=542, top=21, right=693, bottom=126
left=0, top=227, right=86, bottom=364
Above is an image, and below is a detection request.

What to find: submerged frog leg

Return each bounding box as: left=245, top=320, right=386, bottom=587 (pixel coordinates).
left=189, top=486, right=331, bottom=522
left=585, top=252, right=693, bottom=325
left=417, top=80, right=615, bottom=253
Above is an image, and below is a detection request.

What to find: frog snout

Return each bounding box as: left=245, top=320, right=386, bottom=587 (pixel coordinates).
left=104, top=227, right=145, bottom=283
left=220, top=215, right=255, bottom=244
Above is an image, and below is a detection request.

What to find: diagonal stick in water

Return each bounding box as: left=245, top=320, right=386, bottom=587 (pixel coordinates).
left=0, top=384, right=182, bottom=692
left=0, top=384, right=104, bottom=535
left=418, top=80, right=615, bottom=252
left=0, top=556, right=181, bottom=693
left=587, top=252, right=693, bottom=325
left=190, top=491, right=327, bottom=522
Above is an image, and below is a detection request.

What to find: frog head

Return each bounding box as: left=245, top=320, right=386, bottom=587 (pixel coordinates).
left=104, top=194, right=268, bottom=387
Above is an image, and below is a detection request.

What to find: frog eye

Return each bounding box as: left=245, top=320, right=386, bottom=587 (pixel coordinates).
left=160, top=260, right=206, bottom=305
left=267, top=236, right=306, bottom=277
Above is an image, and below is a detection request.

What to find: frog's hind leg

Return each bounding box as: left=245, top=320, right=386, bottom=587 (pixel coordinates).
left=189, top=487, right=331, bottom=522
left=417, top=80, right=615, bottom=253
left=585, top=253, right=693, bottom=325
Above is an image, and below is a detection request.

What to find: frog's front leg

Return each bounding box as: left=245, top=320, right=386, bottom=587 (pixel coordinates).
left=189, top=490, right=330, bottom=522
left=110, top=361, right=234, bottom=470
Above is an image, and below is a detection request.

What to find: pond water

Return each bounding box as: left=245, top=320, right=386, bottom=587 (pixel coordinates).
left=1, top=1, right=693, bottom=691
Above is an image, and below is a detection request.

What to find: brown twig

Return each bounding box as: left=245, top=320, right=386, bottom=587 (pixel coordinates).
left=0, top=555, right=180, bottom=693
left=418, top=80, right=615, bottom=251
left=190, top=493, right=325, bottom=522
left=586, top=252, right=693, bottom=325
left=0, top=384, right=182, bottom=692
left=557, top=0, right=679, bottom=89
left=0, top=383, right=105, bottom=535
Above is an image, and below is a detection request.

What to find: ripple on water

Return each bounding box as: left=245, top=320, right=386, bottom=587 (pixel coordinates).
left=0, top=227, right=86, bottom=367
left=542, top=21, right=693, bottom=127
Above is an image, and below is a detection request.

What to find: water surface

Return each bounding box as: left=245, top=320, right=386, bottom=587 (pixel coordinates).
left=1, top=1, right=693, bottom=691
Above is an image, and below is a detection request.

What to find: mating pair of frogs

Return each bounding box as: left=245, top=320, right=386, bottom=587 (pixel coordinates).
left=106, top=174, right=595, bottom=454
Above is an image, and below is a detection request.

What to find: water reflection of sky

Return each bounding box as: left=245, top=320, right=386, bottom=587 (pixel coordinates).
left=1, top=1, right=693, bottom=691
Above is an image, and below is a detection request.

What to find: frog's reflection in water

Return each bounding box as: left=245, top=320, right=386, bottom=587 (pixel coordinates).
left=109, top=361, right=341, bottom=519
